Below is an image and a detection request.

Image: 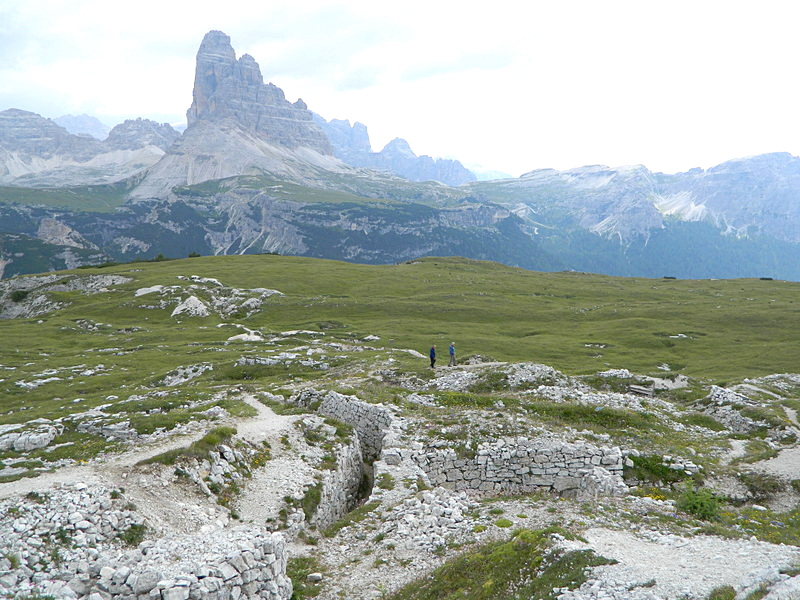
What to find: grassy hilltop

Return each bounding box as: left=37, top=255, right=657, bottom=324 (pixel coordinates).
left=2, top=253, right=798, bottom=438
left=4, top=254, right=800, bottom=598
left=2, top=254, right=799, bottom=384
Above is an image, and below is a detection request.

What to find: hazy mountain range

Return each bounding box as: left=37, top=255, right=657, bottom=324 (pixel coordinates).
left=2, top=30, right=800, bottom=280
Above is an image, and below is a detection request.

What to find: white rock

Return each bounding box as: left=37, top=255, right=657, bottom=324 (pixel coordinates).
left=171, top=296, right=210, bottom=318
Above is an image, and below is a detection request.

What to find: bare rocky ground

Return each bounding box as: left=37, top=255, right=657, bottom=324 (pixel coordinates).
left=4, top=364, right=800, bottom=600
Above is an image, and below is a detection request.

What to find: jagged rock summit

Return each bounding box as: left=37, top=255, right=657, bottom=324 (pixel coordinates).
left=104, top=118, right=180, bottom=152
left=129, top=31, right=343, bottom=199
left=187, top=30, right=332, bottom=154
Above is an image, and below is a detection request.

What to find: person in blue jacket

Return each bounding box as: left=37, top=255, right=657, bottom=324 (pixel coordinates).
left=429, top=345, right=436, bottom=368
left=448, top=341, right=456, bottom=366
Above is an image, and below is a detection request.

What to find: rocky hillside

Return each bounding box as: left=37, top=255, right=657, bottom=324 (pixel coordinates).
left=1, top=256, right=800, bottom=599
left=0, top=109, right=179, bottom=187
left=467, top=155, right=800, bottom=279
left=315, top=116, right=476, bottom=186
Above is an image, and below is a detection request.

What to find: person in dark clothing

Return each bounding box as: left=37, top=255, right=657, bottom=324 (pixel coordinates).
left=429, top=345, right=436, bottom=368
left=448, top=342, right=456, bottom=366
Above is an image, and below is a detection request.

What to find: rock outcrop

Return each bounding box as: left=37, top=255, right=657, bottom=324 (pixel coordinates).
left=0, top=484, right=293, bottom=600
left=104, top=118, right=180, bottom=151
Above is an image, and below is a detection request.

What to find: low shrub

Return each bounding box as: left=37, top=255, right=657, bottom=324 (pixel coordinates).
left=385, top=528, right=612, bottom=600
left=706, top=585, right=735, bottom=600
left=118, top=524, right=147, bottom=547
left=624, top=454, right=688, bottom=485
left=676, top=486, right=721, bottom=521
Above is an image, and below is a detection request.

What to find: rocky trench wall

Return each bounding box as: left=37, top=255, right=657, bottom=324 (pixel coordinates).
left=291, top=390, right=392, bottom=462
left=411, top=437, right=627, bottom=499
left=308, top=432, right=364, bottom=531
left=0, top=484, right=292, bottom=600
left=289, top=390, right=628, bottom=501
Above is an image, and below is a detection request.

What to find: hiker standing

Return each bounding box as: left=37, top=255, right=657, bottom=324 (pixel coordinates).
left=429, top=345, right=436, bottom=369
left=448, top=342, right=456, bottom=366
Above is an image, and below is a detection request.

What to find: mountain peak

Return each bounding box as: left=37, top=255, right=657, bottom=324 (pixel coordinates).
left=186, top=30, right=332, bottom=154
left=382, top=138, right=415, bottom=157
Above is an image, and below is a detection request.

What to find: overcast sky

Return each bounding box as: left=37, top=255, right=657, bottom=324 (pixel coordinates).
left=2, top=0, right=799, bottom=177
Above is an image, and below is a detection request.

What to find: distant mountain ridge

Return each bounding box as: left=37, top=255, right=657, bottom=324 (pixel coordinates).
left=477, top=153, right=800, bottom=246
left=2, top=30, right=800, bottom=281
left=53, top=114, right=111, bottom=140
left=314, top=116, right=476, bottom=186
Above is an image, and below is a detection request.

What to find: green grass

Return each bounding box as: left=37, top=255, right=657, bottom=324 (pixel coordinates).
left=2, top=253, right=800, bottom=466
left=4, top=254, right=800, bottom=380
left=678, top=412, right=727, bottom=431
left=386, top=528, right=612, bottom=600
left=376, top=473, right=396, bottom=490
left=323, top=501, right=381, bottom=538
left=0, top=182, right=131, bottom=213
left=523, top=401, right=661, bottom=437
left=137, top=426, right=237, bottom=466
left=706, top=505, right=800, bottom=546
left=707, top=586, right=736, bottom=600
left=117, top=523, right=147, bottom=546
left=286, top=556, right=326, bottom=600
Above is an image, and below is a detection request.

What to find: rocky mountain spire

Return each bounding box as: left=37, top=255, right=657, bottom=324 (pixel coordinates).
left=186, top=30, right=332, bottom=154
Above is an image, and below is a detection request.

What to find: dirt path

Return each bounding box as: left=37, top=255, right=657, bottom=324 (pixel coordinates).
left=0, top=427, right=210, bottom=501
left=229, top=396, right=317, bottom=526
left=560, top=527, right=800, bottom=599
left=0, top=395, right=299, bottom=503
left=753, top=446, right=800, bottom=480
left=723, top=439, right=749, bottom=465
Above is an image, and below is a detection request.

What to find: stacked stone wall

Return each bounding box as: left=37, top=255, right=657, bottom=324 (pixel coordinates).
left=0, top=484, right=291, bottom=600
left=310, top=433, right=364, bottom=531
left=412, top=437, right=626, bottom=498
left=291, top=390, right=392, bottom=461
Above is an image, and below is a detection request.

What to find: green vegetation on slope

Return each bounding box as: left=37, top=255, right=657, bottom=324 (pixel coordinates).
left=386, top=528, right=612, bottom=600
left=1, top=253, right=794, bottom=471
left=0, top=182, right=132, bottom=213
left=2, top=254, right=799, bottom=383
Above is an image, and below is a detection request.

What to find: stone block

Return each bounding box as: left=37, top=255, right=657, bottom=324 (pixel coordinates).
left=229, top=554, right=247, bottom=573
left=130, top=571, right=160, bottom=594
left=445, top=469, right=463, bottom=482
left=161, top=587, right=190, bottom=600
left=218, top=563, right=239, bottom=581
left=554, top=476, right=580, bottom=492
